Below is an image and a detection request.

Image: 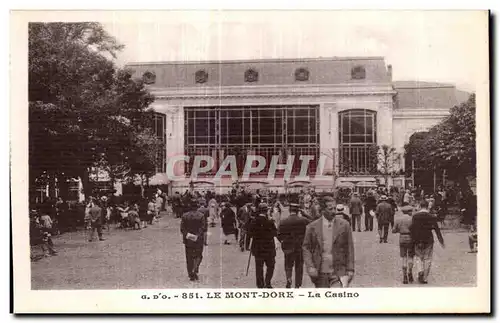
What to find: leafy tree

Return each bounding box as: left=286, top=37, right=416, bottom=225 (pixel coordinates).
left=376, top=145, right=402, bottom=188
left=404, top=94, right=476, bottom=191
left=29, top=22, right=158, bottom=199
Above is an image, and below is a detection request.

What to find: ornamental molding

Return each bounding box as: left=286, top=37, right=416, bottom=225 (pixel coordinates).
left=393, top=108, right=449, bottom=119
left=164, top=106, right=180, bottom=115
left=195, top=70, right=208, bottom=84
left=295, top=67, right=310, bottom=81
left=150, top=84, right=396, bottom=101
left=155, top=92, right=395, bottom=101
left=142, top=71, right=156, bottom=84
left=244, top=69, right=259, bottom=82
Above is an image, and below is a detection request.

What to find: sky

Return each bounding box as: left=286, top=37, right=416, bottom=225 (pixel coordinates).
left=96, top=10, right=488, bottom=91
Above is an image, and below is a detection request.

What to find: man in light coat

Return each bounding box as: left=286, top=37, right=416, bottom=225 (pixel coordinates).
left=86, top=200, right=105, bottom=242
left=303, top=196, right=355, bottom=288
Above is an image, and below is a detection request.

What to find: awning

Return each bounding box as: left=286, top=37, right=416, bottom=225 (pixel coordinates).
left=356, top=181, right=377, bottom=188
left=337, top=182, right=355, bottom=188
left=288, top=180, right=312, bottom=187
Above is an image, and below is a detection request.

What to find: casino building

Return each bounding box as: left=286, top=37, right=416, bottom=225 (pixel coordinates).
left=126, top=57, right=469, bottom=193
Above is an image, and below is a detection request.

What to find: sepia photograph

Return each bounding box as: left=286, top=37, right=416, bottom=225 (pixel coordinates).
left=11, top=9, right=490, bottom=313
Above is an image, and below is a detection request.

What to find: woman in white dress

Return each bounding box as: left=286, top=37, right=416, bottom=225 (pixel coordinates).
left=208, top=197, right=219, bottom=227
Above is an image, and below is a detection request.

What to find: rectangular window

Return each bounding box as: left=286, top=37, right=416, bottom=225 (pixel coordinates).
left=184, top=105, right=320, bottom=176
left=153, top=113, right=167, bottom=173
left=338, top=110, right=377, bottom=174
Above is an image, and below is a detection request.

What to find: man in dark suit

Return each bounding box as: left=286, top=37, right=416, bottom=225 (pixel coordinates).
left=180, top=199, right=207, bottom=281
left=87, top=200, right=105, bottom=242
left=364, top=190, right=377, bottom=231
left=197, top=201, right=209, bottom=246
left=411, top=199, right=445, bottom=284
left=376, top=195, right=394, bottom=243
left=248, top=203, right=278, bottom=288
left=278, top=204, right=311, bottom=288
left=349, top=192, right=363, bottom=232
left=303, top=196, right=355, bottom=288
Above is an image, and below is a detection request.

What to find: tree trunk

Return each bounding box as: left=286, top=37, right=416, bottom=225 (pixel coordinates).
left=81, top=167, right=92, bottom=200
left=48, top=171, right=57, bottom=199
left=139, top=175, right=145, bottom=198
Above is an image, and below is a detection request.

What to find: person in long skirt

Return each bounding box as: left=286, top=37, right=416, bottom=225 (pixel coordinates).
left=220, top=203, right=238, bottom=245
left=147, top=197, right=156, bottom=225
left=208, top=197, right=219, bottom=227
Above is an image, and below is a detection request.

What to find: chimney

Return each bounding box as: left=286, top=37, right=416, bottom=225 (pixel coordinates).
left=387, top=64, right=393, bottom=81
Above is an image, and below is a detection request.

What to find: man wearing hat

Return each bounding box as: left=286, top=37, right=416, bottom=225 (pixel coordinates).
left=237, top=202, right=253, bottom=252
left=303, top=196, right=355, bottom=288
left=197, top=201, right=210, bottom=246
left=335, top=204, right=351, bottom=224
left=376, top=195, right=394, bottom=243
left=364, top=190, right=377, bottom=232
left=278, top=203, right=311, bottom=288
left=410, top=199, right=445, bottom=284
left=180, top=199, right=207, bottom=281
left=393, top=205, right=415, bottom=284
left=248, top=202, right=278, bottom=288
left=349, top=192, right=363, bottom=232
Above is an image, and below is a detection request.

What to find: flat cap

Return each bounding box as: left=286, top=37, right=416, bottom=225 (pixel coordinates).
left=401, top=205, right=414, bottom=215
left=289, top=203, right=300, bottom=212
left=320, top=195, right=335, bottom=202
left=258, top=203, right=269, bottom=212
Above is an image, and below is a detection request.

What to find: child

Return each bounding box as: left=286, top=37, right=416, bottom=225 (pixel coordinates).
left=393, top=205, right=415, bottom=284
left=468, top=224, right=478, bottom=253
left=128, top=205, right=141, bottom=230
left=38, top=208, right=58, bottom=256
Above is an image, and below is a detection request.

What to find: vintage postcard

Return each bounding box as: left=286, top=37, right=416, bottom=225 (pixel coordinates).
left=11, top=10, right=490, bottom=313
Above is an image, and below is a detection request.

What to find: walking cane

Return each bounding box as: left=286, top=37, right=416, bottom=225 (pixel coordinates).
left=246, top=238, right=253, bottom=276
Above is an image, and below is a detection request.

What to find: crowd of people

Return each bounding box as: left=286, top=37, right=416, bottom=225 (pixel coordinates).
left=178, top=184, right=478, bottom=288
left=29, top=183, right=477, bottom=288
left=29, top=190, right=168, bottom=258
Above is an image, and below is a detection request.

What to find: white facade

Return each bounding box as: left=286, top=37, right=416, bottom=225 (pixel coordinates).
left=126, top=57, right=466, bottom=193
left=146, top=84, right=450, bottom=192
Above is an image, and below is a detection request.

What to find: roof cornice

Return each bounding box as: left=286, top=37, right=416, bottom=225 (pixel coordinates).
left=126, top=56, right=387, bottom=66
left=149, top=83, right=396, bottom=100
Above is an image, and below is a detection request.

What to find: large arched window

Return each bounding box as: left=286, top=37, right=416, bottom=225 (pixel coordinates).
left=338, top=110, right=377, bottom=174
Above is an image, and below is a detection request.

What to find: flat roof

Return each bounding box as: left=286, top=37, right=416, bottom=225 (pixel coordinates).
left=126, top=56, right=387, bottom=66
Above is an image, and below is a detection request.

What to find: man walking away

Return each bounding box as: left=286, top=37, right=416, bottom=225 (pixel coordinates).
left=248, top=203, right=278, bottom=288
left=180, top=199, right=207, bottom=281
left=393, top=205, right=415, bottom=284
left=278, top=204, right=310, bottom=288
left=376, top=195, right=394, bottom=243
left=349, top=193, right=363, bottom=232
left=237, top=203, right=253, bottom=251
left=197, top=201, right=210, bottom=246
left=87, top=200, right=105, bottom=242
left=303, top=196, right=355, bottom=288
left=364, top=191, right=377, bottom=231
left=410, top=199, right=445, bottom=284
